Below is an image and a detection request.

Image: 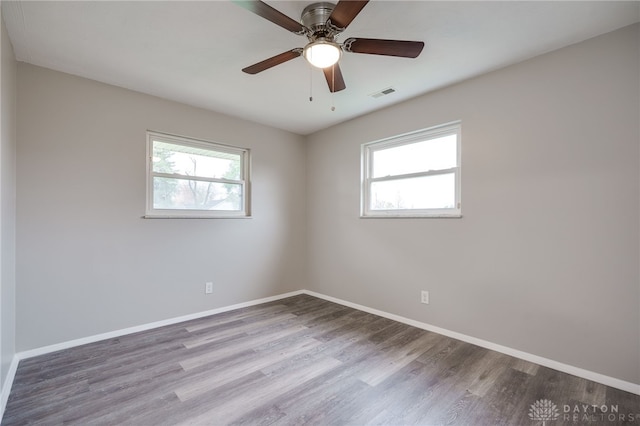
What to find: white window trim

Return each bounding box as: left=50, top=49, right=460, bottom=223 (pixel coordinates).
left=361, top=121, right=462, bottom=218
left=145, top=131, right=251, bottom=219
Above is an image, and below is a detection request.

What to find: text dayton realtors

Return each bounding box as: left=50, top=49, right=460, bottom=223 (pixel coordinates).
left=562, top=404, right=637, bottom=423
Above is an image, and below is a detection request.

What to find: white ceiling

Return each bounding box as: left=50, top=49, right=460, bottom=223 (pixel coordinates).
left=2, top=1, right=639, bottom=135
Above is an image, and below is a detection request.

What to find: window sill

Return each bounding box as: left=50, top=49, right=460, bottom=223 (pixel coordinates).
left=360, top=214, right=463, bottom=219
left=142, top=215, right=252, bottom=219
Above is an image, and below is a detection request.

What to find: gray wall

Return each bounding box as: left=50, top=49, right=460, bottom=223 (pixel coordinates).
left=0, top=12, right=17, bottom=387
left=16, top=64, right=307, bottom=350
left=306, top=24, right=639, bottom=384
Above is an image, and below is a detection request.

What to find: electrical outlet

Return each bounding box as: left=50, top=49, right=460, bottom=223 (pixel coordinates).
left=205, top=282, right=213, bottom=294
left=421, top=290, right=429, bottom=304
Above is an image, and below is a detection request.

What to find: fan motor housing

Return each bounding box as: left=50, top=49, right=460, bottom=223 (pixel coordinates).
left=301, top=2, right=336, bottom=37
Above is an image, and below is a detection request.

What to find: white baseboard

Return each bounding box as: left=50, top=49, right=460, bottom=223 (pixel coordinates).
left=0, top=355, right=19, bottom=421
left=4, top=286, right=638, bottom=421
left=1, top=289, right=303, bottom=423
left=17, top=290, right=304, bottom=360
left=302, top=290, right=640, bottom=396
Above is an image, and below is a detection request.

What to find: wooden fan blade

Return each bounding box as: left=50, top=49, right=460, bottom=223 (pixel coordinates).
left=343, top=38, right=424, bottom=58
left=327, top=0, right=369, bottom=31
left=323, top=63, right=346, bottom=93
left=242, top=49, right=303, bottom=74
left=232, top=1, right=307, bottom=35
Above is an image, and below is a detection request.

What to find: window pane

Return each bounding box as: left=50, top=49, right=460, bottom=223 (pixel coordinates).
left=372, top=134, right=457, bottom=178
left=370, top=173, right=455, bottom=210
left=153, top=177, right=242, bottom=211
left=152, top=141, right=241, bottom=180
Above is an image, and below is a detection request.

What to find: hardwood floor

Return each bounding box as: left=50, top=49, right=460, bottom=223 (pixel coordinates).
left=3, top=294, right=639, bottom=425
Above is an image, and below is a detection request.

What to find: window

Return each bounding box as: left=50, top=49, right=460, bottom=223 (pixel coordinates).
left=361, top=121, right=461, bottom=218
left=146, top=131, right=250, bottom=218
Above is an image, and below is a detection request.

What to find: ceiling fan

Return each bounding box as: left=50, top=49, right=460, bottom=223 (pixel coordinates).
left=233, top=0, right=425, bottom=93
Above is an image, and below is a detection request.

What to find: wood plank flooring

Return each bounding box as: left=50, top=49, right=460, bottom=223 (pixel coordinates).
left=3, top=294, right=639, bottom=425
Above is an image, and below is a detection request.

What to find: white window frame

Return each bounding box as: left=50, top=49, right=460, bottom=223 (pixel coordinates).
left=145, top=131, right=251, bottom=218
left=361, top=121, right=462, bottom=218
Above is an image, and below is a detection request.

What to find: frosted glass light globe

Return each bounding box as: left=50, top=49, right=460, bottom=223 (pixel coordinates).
left=304, top=40, right=341, bottom=68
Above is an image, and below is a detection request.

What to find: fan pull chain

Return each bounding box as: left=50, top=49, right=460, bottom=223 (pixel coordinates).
left=331, top=65, right=336, bottom=112
left=309, top=65, right=313, bottom=102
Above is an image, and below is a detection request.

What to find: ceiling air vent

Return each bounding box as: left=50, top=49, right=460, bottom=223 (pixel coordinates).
left=369, top=87, right=396, bottom=99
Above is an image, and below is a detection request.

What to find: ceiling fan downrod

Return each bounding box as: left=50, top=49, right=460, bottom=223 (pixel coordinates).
left=301, top=2, right=337, bottom=39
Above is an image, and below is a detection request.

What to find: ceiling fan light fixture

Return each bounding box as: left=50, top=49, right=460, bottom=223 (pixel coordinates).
left=303, top=39, right=342, bottom=68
